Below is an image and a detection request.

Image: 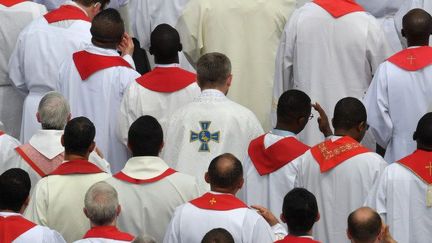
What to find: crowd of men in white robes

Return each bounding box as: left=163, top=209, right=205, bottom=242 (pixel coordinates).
left=1, top=0, right=432, bottom=242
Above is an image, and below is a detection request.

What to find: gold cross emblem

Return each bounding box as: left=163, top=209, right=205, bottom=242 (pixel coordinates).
left=407, top=55, right=416, bottom=65
left=209, top=198, right=217, bottom=205
left=426, top=162, right=432, bottom=176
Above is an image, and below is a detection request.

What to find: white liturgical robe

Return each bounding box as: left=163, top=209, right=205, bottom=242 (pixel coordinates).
left=33, top=0, right=128, bottom=10
left=163, top=192, right=281, bottom=243
left=118, top=64, right=200, bottom=145
left=162, top=89, right=263, bottom=191
left=58, top=44, right=140, bottom=173
left=365, top=150, right=432, bottom=243
left=244, top=129, right=309, bottom=220
left=25, top=160, right=110, bottom=243
left=0, top=0, right=46, bottom=138
left=74, top=225, right=135, bottom=243
left=0, top=130, right=20, bottom=166
left=176, top=0, right=297, bottom=130
left=2, top=129, right=111, bottom=189
left=293, top=136, right=387, bottom=243
left=8, top=1, right=92, bottom=143
left=0, top=212, right=65, bottom=243
left=363, top=46, right=432, bottom=163
left=105, top=156, right=200, bottom=243
left=273, top=1, right=391, bottom=146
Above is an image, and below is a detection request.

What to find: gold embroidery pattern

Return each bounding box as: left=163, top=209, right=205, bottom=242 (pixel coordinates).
left=209, top=198, right=217, bottom=205
left=318, top=142, right=362, bottom=161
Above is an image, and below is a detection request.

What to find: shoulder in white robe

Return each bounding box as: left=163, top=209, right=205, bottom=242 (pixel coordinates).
left=0, top=131, right=21, bottom=170
left=162, top=89, right=263, bottom=191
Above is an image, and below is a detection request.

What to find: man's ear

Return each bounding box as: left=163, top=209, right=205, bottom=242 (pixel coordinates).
left=67, top=113, right=71, bottom=122
left=159, top=141, right=164, bottom=153
left=178, top=43, right=183, bottom=52
left=347, top=229, right=353, bottom=240
left=401, top=28, right=405, bottom=37
left=204, top=172, right=210, bottom=183
left=280, top=213, right=286, bottom=223
left=149, top=46, right=153, bottom=55
left=89, top=141, right=96, bottom=153
left=237, top=177, right=244, bottom=190
left=413, top=131, right=417, bottom=141
left=36, top=112, right=41, bottom=123
left=83, top=208, right=89, bottom=218
left=116, top=205, right=121, bottom=216
left=61, top=135, right=65, bottom=147
left=226, top=74, right=233, bottom=87
left=316, top=212, right=320, bottom=222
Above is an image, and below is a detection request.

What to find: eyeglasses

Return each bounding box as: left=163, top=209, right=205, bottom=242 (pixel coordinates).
left=308, top=114, right=314, bottom=120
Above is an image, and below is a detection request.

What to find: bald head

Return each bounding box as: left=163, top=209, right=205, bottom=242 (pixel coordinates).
left=414, top=112, right=432, bottom=148
left=91, top=8, right=124, bottom=48
left=402, top=8, right=432, bottom=44
left=347, top=207, right=382, bottom=243
left=206, top=153, right=243, bottom=191
left=84, top=181, right=119, bottom=226
left=150, top=24, right=182, bottom=63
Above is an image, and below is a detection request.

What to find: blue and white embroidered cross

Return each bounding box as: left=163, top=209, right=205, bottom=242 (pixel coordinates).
left=190, top=121, right=220, bottom=152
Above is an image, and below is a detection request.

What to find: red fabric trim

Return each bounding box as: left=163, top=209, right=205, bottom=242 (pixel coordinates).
left=310, top=136, right=369, bottom=173
left=0, top=0, right=25, bottom=7
left=136, top=67, right=196, bottom=92
left=275, top=235, right=320, bottom=243
left=313, top=0, right=364, bottom=18
left=387, top=46, right=432, bottom=71
left=73, top=50, right=133, bottom=80
left=398, top=149, right=432, bottom=184
left=0, top=215, right=36, bottom=242
left=49, top=159, right=104, bottom=176
left=15, top=147, right=46, bottom=177
left=113, top=168, right=176, bottom=184
left=248, top=134, right=309, bottom=175
left=83, top=226, right=135, bottom=241
left=190, top=193, right=248, bottom=211
left=0, top=130, right=4, bottom=136
left=44, top=5, right=90, bottom=23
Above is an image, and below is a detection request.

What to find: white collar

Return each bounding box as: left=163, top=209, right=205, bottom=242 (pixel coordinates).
left=84, top=44, right=120, bottom=57
left=271, top=129, right=296, bottom=137
left=121, top=156, right=170, bottom=179
left=29, top=130, right=64, bottom=159
left=0, top=212, right=22, bottom=217
left=200, top=89, right=225, bottom=97
left=155, top=63, right=180, bottom=68
left=64, top=1, right=88, bottom=16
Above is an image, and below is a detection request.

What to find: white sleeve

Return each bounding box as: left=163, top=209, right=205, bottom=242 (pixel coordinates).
left=42, top=227, right=66, bottom=243
left=88, top=151, right=112, bottom=174
left=24, top=179, right=49, bottom=225
left=8, top=31, right=29, bottom=95
left=162, top=207, right=182, bottom=243
left=251, top=216, right=276, bottom=243
left=363, top=64, right=393, bottom=148
left=364, top=165, right=389, bottom=222
left=366, top=17, right=393, bottom=75
left=117, top=85, right=133, bottom=147
left=272, top=10, right=299, bottom=125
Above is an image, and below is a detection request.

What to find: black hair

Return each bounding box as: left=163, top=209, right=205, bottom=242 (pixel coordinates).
left=64, top=117, right=95, bottom=156
left=207, top=153, right=243, bottom=189
left=0, top=168, right=31, bottom=212
left=128, top=115, right=163, bottom=156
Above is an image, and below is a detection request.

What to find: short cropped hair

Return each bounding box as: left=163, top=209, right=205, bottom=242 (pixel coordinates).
left=38, top=91, right=70, bottom=130
left=277, top=90, right=311, bottom=122
left=197, top=53, right=231, bottom=87
left=128, top=116, right=163, bottom=156
left=207, top=153, right=243, bottom=189
left=84, top=181, right=119, bottom=226
left=0, top=168, right=31, bottom=212
left=150, top=24, right=181, bottom=60
left=74, top=0, right=110, bottom=9
left=91, top=9, right=124, bottom=45
left=282, top=188, right=318, bottom=236
left=201, top=228, right=235, bottom=243
left=333, top=97, right=366, bottom=130
left=414, top=112, right=432, bottom=146
left=63, top=117, right=95, bottom=156
left=348, top=207, right=382, bottom=243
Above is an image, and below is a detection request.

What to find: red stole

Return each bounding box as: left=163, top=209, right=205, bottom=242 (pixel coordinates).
left=190, top=193, right=248, bottom=211
left=136, top=67, right=196, bottom=92
left=310, top=136, right=369, bottom=173
left=113, top=168, right=176, bottom=184
left=0, top=0, right=26, bottom=7
left=0, top=130, right=4, bottom=136
left=83, top=226, right=135, bottom=241
left=49, top=159, right=104, bottom=176
left=44, top=5, right=90, bottom=23
left=387, top=46, right=432, bottom=71
left=398, top=149, right=432, bottom=184
left=73, top=50, right=133, bottom=80
left=313, top=0, right=364, bottom=18
left=0, top=215, right=36, bottom=242
left=276, top=235, right=320, bottom=243
left=15, top=145, right=63, bottom=177
left=248, top=134, right=309, bottom=175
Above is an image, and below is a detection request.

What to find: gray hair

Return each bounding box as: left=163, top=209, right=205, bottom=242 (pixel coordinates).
left=84, top=181, right=119, bottom=226
left=38, top=92, right=70, bottom=130
left=197, top=52, right=231, bottom=87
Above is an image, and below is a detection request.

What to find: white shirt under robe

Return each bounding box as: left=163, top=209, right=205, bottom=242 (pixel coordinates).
left=0, top=212, right=65, bottom=243
left=176, top=0, right=297, bottom=130
left=24, top=160, right=110, bottom=243
left=105, top=156, right=200, bottom=243
left=363, top=46, right=432, bottom=163
left=365, top=149, right=432, bottom=243
left=58, top=44, right=140, bottom=173
left=118, top=64, right=200, bottom=145
left=162, top=89, right=263, bottom=191
left=0, top=130, right=20, bottom=166
left=244, top=129, right=309, bottom=221
left=0, top=0, right=46, bottom=138
left=8, top=1, right=92, bottom=143
left=273, top=1, right=392, bottom=146
left=292, top=136, right=387, bottom=243
left=2, top=129, right=111, bottom=189
left=163, top=192, right=284, bottom=243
